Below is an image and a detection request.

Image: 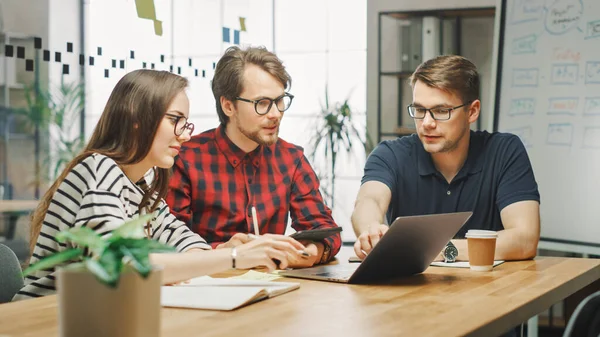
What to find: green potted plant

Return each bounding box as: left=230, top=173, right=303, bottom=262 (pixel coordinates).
left=43, top=82, right=86, bottom=183
left=15, top=84, right=53, bottom=198
left=309, top=86, right=373, bottom=208
left=23, top=214, right=174, bottom=337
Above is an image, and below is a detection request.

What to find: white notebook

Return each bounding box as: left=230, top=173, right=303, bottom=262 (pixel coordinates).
left=161, top=276, right=300, bottom=311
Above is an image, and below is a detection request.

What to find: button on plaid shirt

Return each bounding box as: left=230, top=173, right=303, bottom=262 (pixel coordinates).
left=166, top=126, right=341, bottom=262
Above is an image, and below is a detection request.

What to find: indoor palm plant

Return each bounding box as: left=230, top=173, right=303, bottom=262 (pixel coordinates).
left=309, top=86, right=373, bottom=208
left=16, top=84, right=53, bottom=199
left=15, top=81, right=85, bottom=197
left=23, top=214, right=174, bottom=337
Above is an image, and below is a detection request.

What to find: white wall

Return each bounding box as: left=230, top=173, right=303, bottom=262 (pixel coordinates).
left=1, top=0, right=49, bottom=37
left=1, top=0, right=50, bottom=88
left=461, top=16, right=496, bottom=131
left=366, top=0, right=497, bottom=142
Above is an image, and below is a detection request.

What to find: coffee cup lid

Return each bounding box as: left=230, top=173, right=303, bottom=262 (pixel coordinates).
left=465, top=230, right=497, bottom=238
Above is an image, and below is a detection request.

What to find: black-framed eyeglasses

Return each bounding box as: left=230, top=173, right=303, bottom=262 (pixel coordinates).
left=165, top=113, right=194, bottom=136
left=407, top=102, right=472, bottom=121
left=236, top=93, right=294, bottom=115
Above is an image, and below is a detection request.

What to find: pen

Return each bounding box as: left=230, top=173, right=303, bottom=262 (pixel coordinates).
left=247, top=233, right=310, bottom=257
left=251, top=206, right=260, bottom=236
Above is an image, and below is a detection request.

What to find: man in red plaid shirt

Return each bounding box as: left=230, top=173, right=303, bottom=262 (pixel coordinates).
left=166, top=46, right=341, bottom=267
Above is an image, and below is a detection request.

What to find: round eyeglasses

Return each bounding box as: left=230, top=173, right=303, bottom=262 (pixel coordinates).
left=165, top=113, right=195, bottom=136
left=235, top=93, right=294, bottom=115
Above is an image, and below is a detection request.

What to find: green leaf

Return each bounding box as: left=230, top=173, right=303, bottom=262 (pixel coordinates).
left=100, top=249, right=123, bottom=283
left=85, top=259, right=117, bottom=288
left=22, top=248, right=83, bottom=277
left=56, top=227, right=106, bottom=255
left=120, top=246, right=152, bottom=278
left=109, top=214, right=153, bottom=241
left=110, top=237, right=174, bottom=278
left=87, top=249, right=123, bottom=288
left=111, top=237, right=175, bottom=253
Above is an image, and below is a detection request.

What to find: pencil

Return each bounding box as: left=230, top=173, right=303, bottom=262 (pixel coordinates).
left=251, top=206, right=260, bottom=236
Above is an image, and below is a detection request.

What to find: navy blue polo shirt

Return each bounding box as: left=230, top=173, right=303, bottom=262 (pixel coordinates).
left=362, top=131, right=540, bottom=238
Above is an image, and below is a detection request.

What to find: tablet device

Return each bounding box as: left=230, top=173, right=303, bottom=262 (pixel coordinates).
left=289, top=227, right=342, bottom=241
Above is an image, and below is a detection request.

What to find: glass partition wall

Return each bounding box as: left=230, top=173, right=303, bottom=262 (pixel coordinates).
left=0, top=0, right=367, bottom=243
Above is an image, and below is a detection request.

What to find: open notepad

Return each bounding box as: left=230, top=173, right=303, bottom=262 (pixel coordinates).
left=161, top=275, right=300, bottom=311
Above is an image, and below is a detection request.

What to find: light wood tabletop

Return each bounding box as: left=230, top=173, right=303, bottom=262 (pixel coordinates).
left=0, top=200, right=39, bottom=213
left=0, top=252, right=598, bottom=337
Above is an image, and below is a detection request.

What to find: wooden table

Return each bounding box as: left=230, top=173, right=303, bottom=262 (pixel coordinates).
left=0, top=254, right=598, bottom=337
left=0, top=200, right=38, bottom=239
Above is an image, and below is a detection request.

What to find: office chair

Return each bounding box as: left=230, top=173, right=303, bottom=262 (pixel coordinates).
left=0, top=243, right=24, bottom=303
left=563, top=290, right=600, bottom=337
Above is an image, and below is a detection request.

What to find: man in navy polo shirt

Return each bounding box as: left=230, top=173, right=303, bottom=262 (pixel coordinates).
left=352, top=55, right=540, bottom=262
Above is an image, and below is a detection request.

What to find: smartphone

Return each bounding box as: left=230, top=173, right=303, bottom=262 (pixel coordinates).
left=289, top=227, right=343, bottom=241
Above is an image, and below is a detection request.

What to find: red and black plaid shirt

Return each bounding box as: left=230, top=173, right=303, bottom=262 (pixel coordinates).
left=166, top=125, right=341, bottom=262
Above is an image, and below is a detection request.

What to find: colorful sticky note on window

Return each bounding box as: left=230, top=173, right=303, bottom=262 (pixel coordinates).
left=239, top=17, right=247, bottom=32
left=234, top=30, right=240, bottom=45
left=223, top=27, right=231, bottom=43
left=135, top=0, right=163, bottom=36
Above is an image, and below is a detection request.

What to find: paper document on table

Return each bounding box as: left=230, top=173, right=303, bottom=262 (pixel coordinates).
left=161, top=275, right=299, bottom=311
left=230, top=270, right=281, bottom=281
left=430, top=260, right=505, bottom=268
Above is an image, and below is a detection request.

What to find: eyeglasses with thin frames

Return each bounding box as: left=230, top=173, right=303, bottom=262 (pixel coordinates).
left=236, top=93, right=294, bottom=115
left=407, top=102, right=472, bottom=121
left=165, top=113, right=195, bottom=136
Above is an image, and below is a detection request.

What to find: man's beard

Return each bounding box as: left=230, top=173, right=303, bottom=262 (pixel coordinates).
left=422, top=126, right=468, bottom=154
left=235, top=116, right=279, bottom=146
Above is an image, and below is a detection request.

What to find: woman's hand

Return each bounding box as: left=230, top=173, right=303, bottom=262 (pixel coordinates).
left=235, top=235, right=307, bottom=271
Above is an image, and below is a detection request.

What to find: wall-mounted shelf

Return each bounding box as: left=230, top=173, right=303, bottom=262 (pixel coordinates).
left=395, top=126, right=416, bottom=136
left=376, top=7, right=495, bottom=143
left=380, top=71, right=413, bottom=78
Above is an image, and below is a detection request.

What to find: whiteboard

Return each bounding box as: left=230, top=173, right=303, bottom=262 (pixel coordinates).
left=494, top=0, right=600, bottom=246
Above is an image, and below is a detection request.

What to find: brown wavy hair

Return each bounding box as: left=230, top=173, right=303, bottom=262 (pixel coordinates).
left=29, top=69, right=188, bottom=253
left=212, top=46, right=291, bottom=125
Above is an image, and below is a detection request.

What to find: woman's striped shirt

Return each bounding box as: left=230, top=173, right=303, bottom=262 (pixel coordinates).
left=13, top=153, right=210, bottom=301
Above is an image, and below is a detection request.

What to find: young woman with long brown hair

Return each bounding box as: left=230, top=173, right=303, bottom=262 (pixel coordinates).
left=14, top=69, right=306, bottom=300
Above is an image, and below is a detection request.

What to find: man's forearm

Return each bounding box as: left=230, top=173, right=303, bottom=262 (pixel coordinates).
left=351, top=198, right=386, bottom=236
left=494, top=228, right=538, bottom=260
left=452, top=228, right=538, bottom=261
left=450, top=239, right=469, bottom=261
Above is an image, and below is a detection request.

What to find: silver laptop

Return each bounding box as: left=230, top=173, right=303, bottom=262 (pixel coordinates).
left=279, top=212, right=473, bottom=284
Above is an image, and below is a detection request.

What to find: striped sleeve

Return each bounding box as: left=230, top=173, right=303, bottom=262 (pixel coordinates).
left=151, top=200, right=211, bottom=252
left=73, top=189, right=127, bottom=238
